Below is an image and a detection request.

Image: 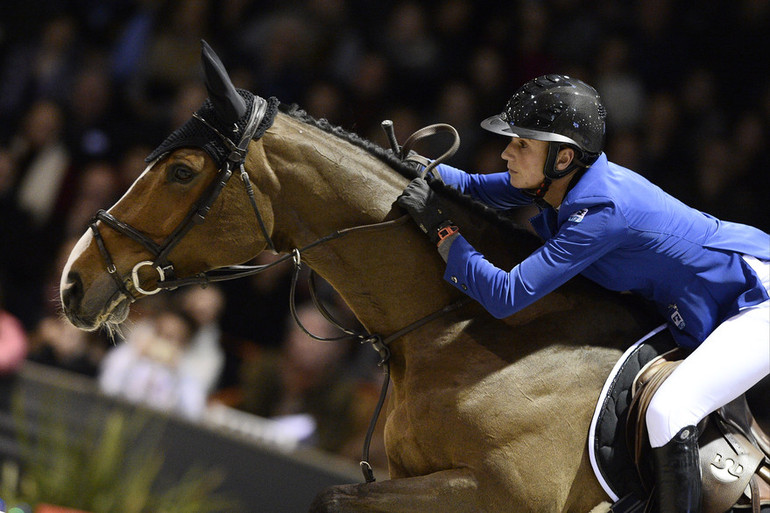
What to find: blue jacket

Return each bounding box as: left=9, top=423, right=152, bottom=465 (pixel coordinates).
left=439, top=154, right=770, bottom=349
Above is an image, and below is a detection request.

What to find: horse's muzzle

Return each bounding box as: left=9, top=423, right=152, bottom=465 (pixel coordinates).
left=61, top=271, right=84, bottom=322
left=61, top=270, right=129, bottom=330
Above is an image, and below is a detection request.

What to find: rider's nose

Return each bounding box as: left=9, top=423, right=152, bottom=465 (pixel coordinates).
left=501, top=141, right=515, bottom=161
left=61, top=271, right=84, bottom=314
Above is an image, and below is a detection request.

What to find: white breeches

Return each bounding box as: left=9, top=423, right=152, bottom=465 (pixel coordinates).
left=646, top=256, right=770, bottom=448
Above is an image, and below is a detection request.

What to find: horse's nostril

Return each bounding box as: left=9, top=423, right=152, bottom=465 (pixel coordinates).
left=61, top=271, right=84, bottom=312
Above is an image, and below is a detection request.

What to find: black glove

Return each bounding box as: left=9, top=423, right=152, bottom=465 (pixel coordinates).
left=396, top=178, right=454, bottom=245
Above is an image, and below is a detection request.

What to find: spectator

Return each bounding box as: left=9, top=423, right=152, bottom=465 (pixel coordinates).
left=55, top=160, right=121, bottom=241
left=6, top=99, right=71, bottom=230
left=64, top=62, right=122, bottom=165
left=431, top=80, right=481, bottom=169
left=511, top=0, right=557, bottom=84
left=0, top=15, right=79, bottom=130
left=434, top=0, right=476, bottom=65
left=99, top=305, right=207, bottom=420
left=236, top=9, right=316, bottom=102
left=235, top=303, right=358, bottom=452
left=0, top=283, right=28, bottom=376
left=345, top=52, right=392, bottom=135
left=604, top=128, right=643, bottom=172
left=639, top=90, right=685, bottom=187
left=730, top=111, right=769, bottom=231
left=178, top=285, right=226, bottom=396
left=167, top=81, right=208, bottom=132
left=27, top=315, right=105, bottom=377
left=217, top=252, right=293, bottom=352
left=594, top=34, right=646, bottom=132
left=378, top=2, right=441, bottom=106
left=677, top=67, right=726, bottom=163
left=0, top=147, right=42, bottom=329
left=138, top=0, right=210, bottom=106
left=109, top=0, right=159, bottom=86
left=304, top=81, right=346, bottom=127
left=467, top=45, right=509, bottom=121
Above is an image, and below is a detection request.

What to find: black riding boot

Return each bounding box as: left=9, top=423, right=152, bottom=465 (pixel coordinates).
left=651, top=425, right=702, bottom=513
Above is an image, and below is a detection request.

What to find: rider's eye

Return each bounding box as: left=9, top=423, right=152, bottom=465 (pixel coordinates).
left=169, top=164, right=194, bottom=183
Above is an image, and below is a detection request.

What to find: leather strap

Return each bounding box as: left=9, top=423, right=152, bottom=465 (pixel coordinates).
left=750, top=476, right=761, bottom=513
left=90, top=222, right=135, bottom=301
left=398, top=123, right=459, bottom=182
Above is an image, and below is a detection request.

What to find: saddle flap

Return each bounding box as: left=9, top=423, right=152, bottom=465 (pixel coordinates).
left=624, top=349, right=684, bottom=489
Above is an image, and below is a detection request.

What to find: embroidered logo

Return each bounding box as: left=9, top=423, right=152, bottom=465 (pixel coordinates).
left=668, top=304, right=686, bottom=330
left=568, top=208, right=588, bottom=223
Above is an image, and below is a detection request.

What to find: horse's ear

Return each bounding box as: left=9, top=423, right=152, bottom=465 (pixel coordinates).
left=201, top=39, right=247, bottom=125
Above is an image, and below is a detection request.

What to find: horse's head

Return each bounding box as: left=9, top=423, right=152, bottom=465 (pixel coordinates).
left=60, top=41, right=277, bottom=330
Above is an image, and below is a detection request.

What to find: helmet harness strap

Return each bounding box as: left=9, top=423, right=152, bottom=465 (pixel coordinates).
left=526, top=141, right=561, bottom=206
left=527, top=142, right=591, bottom=208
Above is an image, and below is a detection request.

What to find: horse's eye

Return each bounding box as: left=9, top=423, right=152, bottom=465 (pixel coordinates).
left=170, top=164, right=194, bottom=184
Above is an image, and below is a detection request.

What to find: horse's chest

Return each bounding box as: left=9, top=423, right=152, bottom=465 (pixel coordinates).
left=384, top=378, right=516, bottom=475
left=384, top=393, right=459, bottom=475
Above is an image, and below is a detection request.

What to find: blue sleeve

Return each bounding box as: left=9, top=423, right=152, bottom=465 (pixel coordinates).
left=436, top=164, right=534, bottom=209
left=443, top=204, right=626, bottom=318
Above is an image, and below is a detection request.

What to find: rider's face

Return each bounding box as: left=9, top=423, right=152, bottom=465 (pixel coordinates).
left=501, top=137, right=548, bottom=189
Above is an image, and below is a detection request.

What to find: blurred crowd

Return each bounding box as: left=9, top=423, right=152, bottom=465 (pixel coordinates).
left=0, top=0, right=768, bottom=466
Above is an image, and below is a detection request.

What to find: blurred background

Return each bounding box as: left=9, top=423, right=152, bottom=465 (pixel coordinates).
left=0, top=0, right=768, bottom=511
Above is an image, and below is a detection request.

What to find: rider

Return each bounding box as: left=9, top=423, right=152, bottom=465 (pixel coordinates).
left=396, top=74, right=770, bottom=513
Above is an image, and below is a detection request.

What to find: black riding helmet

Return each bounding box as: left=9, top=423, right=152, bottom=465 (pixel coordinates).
left=481, top=74, right=606, bottom=181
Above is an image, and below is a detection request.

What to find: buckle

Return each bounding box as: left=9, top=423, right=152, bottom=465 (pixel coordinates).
left=437, top=224, right=459, bottom=246
left=131, top=261, right=167, bottom=295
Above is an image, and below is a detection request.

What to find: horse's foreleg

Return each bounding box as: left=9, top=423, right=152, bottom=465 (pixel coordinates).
left=309, top=468, right=480, bottom=513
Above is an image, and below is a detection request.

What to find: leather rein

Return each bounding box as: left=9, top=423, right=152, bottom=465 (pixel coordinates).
left=88, top=98, right=468, bottom=482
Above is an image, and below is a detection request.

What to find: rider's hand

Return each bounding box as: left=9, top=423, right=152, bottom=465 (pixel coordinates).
left=396, top=178, right=457, bottom=248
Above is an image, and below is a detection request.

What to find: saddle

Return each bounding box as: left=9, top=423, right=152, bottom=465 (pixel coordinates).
left=626, top=349, right=770, bottom=513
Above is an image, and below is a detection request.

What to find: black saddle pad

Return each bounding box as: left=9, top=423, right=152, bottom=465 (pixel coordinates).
left=588, top=324, right=676, bottom=501
left=590, top=326, right=770, bottom=513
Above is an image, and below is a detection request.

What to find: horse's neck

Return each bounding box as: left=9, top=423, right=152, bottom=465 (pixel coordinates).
left=250, top=113, right=655, bottom=376
left=255, top=114, right=459, bottom=335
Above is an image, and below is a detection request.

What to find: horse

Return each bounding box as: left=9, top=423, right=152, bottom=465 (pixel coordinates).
left=60, top=42, right=666, bottom=512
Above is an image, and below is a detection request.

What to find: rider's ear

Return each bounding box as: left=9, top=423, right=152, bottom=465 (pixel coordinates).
left=200, top=39, right=247, bottom=126
left=556, top=147, right=575, bottom=171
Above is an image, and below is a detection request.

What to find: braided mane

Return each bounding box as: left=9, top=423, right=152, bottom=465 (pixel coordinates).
left=280, top=103, right=542, bottom=247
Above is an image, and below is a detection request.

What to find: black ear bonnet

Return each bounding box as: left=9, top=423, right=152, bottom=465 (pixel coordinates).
left=145, top=90, right=280, bottom=166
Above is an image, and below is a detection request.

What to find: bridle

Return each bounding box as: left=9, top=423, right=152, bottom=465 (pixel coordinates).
left=90, top=95, right=274, bottom=300
left=88, top=98, right=470, bottom=482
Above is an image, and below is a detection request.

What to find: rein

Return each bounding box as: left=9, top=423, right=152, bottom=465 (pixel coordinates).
left=159, top=212, right=470, bottom=482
